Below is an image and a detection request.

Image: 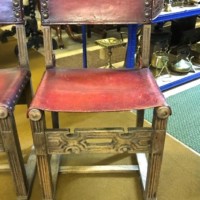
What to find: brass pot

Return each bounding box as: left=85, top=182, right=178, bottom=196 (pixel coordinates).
left=190, top=43, right=200, bottom=64
left=189, top=0, right=199, bottom=5
left=151, top=51, right=169, bottom=69
left=191, top=43, right=200, bottom=52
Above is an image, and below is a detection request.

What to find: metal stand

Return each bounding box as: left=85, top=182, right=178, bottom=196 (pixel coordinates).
left=96, top=37, right=126, bottom=68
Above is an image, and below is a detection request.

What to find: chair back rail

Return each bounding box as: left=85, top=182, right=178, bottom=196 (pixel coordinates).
left=40, top=0, right=164, bottom=25
left=40, top=0, right=164, bottom=67
left=0, top=0, right=24, bottom=24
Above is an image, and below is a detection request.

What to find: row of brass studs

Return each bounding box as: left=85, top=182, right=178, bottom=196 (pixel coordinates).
left=144, top=0, right=151, bottom=21
left=13, top=0, right=21, bottom=20
left=41, top=0, right=49, bottom=20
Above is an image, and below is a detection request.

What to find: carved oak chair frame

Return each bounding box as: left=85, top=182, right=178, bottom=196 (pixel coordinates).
left=0, top=1, right=36, bottom=199
left=28, top=0, right=171, bottom=200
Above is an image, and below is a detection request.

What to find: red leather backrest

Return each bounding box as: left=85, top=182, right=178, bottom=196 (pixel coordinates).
left=40, top=0, right=163, bottom=25
left=0, top=0, right=23, bottom=24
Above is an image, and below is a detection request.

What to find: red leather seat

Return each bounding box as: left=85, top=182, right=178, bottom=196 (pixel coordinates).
left=30, top=68, right=166, bottom=112
left=0, top=68, right=30, bottom=109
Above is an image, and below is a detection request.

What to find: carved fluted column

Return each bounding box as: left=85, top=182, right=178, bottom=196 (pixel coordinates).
left=144, top=106, right=171, bottom=200
left=29, top=109, right=54, bottom=200
left=0, top=107, right=28, bottom=198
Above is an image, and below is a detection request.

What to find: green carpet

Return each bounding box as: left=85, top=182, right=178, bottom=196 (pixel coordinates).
left=146, top=84, right=200, bottom=154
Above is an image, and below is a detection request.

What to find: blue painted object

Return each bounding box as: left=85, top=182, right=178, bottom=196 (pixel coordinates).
left=82, top=25, right=87, bottom=68
left=160, top=72, right=200, bottom=91
left=153, top=6, right=200, bottom=23
left=125, top=25, right=138, bottom=68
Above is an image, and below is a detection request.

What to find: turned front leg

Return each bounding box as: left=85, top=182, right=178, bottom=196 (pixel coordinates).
left=29, top=109, right=54, bottom=200
left=144, top=106, right=171, bottom=200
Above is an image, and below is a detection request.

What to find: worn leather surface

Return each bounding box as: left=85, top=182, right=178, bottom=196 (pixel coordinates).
left=0, top=67, right=30, bottom=110
left=0, top=0, right=23, bottom=24
left=29, top=68, right=166, bottom=112
left=40, top=0, right=164, bottom=25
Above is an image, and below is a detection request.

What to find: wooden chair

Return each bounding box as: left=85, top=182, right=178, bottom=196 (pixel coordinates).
left=28, top=0, right=171, bottom=199
left=0, top=1, right=36, bottom=199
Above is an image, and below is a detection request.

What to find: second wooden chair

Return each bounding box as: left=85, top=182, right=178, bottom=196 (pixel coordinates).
left=28, top=0, right=171, bottom=199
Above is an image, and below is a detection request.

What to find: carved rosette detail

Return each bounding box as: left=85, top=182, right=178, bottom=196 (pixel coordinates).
left=156, top=106, right=171, bottom=119
left=0, top=107, right=8, bottom=119
left=29, top=109, right=42, bottom=121
left=59, top=133, right=83, bottom=154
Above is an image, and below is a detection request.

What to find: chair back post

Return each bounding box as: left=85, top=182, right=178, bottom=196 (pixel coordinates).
left=141, top=24, right=152, bottom=67
left=16, top=24, right=30, bottom=69
left=0, top=0, right=30, bottom=69
left=43, top=26, right=54, bottom=68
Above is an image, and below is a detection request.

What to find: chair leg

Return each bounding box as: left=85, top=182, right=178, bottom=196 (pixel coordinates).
left=25, top=81, right=34, bottom=107
left=17, top=81, right=33, bottom=107
left=37, top=155, right=54, bottom=200
left=144, top=106, right=170, bottom=200
left=137, top=109, right=144, bottom=127
left=51, top=112, right=59, bottom=129
left=0, top=113, right=29, bottom=199
left=55, top=26, right=64, bottom=49
left=29, top=110, right=55, bottom=200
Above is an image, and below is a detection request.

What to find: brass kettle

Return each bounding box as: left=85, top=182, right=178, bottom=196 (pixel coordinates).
left=169, top=55, right=194, bottom=73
